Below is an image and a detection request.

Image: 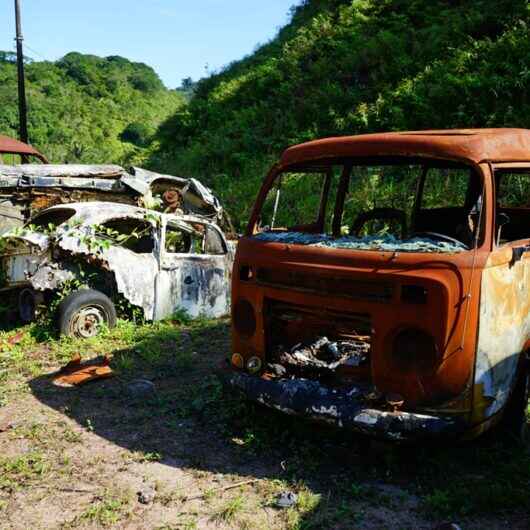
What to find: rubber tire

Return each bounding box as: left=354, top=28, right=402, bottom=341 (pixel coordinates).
left=497, top=366, right=529, bottom=443
left=58, top=289, right=117, bottom=338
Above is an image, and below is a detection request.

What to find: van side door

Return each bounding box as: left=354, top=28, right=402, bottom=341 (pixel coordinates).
left=474, top=163, right=530, bottom=421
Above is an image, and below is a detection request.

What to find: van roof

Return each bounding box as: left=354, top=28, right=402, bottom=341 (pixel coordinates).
left=280, top=128, right=530, bottom=167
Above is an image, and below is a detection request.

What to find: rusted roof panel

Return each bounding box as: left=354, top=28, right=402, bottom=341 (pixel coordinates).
left=0, top=135, right=48, bottom=162
left=280, top=128, right=530, bottom=167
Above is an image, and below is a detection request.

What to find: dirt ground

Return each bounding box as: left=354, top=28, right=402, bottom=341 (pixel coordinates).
left=0, top=318, right=529, bottom=529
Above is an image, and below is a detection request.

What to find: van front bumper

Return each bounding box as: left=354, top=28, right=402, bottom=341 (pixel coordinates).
left=226, top=370, right=464, bottom=441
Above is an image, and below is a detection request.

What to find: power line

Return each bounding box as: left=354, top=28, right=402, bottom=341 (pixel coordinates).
left=23, top=42, right=48, bottom=62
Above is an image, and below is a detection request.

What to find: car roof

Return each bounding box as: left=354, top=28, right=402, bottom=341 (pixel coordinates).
left=0, top=135, right=48, bottom=163
left=280, top=128, right=530, bottom=167
left=37, top=201, right=215, bottom=227
left=41, top=201, right=151, bottom=217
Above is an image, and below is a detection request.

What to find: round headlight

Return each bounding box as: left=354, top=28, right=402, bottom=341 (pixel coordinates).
left=231, top=353, right=245, bottom=370
left=392, top=328, right=439, bottom=374
left=246, top=356, right=262, bottom=374
left=233, top=298, right=257, bottom=338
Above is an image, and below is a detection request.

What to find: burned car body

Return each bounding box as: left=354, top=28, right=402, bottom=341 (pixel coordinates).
left=0, top=164, right=231, bottom=236
left=228, top=129, right=530, bottom=441
left=0, top=202, right=233, bottom=337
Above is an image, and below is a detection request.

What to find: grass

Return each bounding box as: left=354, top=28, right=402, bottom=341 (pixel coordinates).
left=0, top=317, right=199, bottom=404
left=64, top=488, right=134, bottom=528
left=0, top=452, right=49, bottom=492
left=212, top=493, right=246, bottom=524
left=0, top=316, right=529, bottom=528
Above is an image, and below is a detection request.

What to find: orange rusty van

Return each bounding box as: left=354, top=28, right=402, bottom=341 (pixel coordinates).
left=227, top=129, right=530, bottom=441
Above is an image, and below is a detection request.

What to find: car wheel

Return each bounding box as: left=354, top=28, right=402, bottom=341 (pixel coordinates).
left=18, top=288, right=36, bottom=323
left=58, top=289, right=117, bottom=338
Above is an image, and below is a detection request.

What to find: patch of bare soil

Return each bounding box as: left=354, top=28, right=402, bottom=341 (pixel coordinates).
left=0, top=320, right=529, bottom=529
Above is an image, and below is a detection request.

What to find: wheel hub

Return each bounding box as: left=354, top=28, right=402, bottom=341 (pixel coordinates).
left=70, top=306, right=106, bottom=338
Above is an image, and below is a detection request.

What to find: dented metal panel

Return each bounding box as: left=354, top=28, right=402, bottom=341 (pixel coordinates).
left=228, top=370, right=462, bottom=440
left=0, top=165, right=228, bottom=235
left=474, top=249, right=530, bottom=419
left=58, top=233, right=159, bottom=320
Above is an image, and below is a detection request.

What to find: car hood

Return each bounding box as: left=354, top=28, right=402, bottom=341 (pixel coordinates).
left=0, top=231, right=50, bottom=255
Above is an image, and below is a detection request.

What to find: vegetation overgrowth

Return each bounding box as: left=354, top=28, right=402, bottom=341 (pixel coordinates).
left=149, top=0, right=530, bottom=229
left=0, top=52, right=184, bottom=166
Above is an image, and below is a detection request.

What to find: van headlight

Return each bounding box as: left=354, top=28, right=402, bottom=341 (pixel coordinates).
left=392, top=328, right=439, bottom=374
left=246, top=356, right=262, bottom=374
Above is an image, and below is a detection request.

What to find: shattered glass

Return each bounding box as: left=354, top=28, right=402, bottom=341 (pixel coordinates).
left=254, top=231, right=466, bottom=253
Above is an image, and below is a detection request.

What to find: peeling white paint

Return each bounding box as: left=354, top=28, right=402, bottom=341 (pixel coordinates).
left=475, top=255, right=528, bottom=417
left=1, top=201, right=233, bottom=321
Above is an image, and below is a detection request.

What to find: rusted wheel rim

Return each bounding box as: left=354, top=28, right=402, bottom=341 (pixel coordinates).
left=70, top=305, right=106, bottom=338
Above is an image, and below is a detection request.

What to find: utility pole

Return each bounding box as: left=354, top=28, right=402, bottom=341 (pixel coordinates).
left=14, top=0, right=29, bottom=144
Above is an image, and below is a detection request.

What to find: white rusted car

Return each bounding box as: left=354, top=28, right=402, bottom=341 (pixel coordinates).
left=0, top=202, right=234, bottom=337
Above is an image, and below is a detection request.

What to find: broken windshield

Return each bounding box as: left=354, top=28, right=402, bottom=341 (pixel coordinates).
left=253, top=161, right=482, bottom=253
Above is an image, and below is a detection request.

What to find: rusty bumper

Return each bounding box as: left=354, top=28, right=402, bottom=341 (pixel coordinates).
left=227, top=371, right=463, bottom=441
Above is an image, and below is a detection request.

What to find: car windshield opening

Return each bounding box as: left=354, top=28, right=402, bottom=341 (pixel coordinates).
left=253, top=160, right=482, bottom=253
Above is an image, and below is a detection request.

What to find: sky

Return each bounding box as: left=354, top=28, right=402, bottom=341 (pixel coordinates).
left=0, top=0, right=297, bottom=88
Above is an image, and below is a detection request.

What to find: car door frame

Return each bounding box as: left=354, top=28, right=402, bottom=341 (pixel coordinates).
left=155, top=215, right=231, bottom=320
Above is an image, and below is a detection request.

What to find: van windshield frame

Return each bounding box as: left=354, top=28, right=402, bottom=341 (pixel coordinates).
left=250, top=157, right=484, bottom=254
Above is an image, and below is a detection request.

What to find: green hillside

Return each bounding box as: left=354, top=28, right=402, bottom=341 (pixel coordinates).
left=150, top=0, right=530, bottom=229
left=0, top=52, right=184, bottom=165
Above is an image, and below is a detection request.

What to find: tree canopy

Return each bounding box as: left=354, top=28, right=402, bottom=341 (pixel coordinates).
left=149, top=0, right=530, bottom=228
left=0, top=52, right=183, bottom=165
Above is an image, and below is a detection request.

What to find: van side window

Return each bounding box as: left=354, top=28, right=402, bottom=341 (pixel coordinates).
left=497, top=171, right=530, bottom=208
left=495, top=170, right=530, bottom=244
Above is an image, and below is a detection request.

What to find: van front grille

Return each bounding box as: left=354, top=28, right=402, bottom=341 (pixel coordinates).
left=257, top=268, right=393, bottom=303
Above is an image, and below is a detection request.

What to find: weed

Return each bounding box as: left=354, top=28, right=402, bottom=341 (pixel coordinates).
left=423, top=489, right=452, bottom=517
left=212, top=493, right=246, bottom=523
left=62, top=427, right=83, bottom=443
left=0, top=452, right=49, bottom=492
left=140, top=451, right=162, bottom=463
left=295, top=487, right=321, bottom=513
left=65, top=488, right=133, bottom=528
left=349, top=483, right=367, bottom=499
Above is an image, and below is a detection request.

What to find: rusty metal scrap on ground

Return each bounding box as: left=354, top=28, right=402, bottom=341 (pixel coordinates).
left=53, top=354, right=113, bottom=387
